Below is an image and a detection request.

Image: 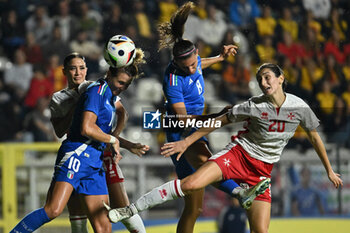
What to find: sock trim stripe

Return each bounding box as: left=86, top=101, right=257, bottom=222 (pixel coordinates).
left=174, top=179, right=181, bottom=197
left=70, top=215, right=88, bottom=221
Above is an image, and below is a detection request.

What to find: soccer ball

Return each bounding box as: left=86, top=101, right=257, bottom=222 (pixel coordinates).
left=103, top=35, right=136, bottom=68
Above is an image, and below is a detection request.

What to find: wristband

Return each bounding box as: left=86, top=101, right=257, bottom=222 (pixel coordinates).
left=109, top=135, right=117, bottom=144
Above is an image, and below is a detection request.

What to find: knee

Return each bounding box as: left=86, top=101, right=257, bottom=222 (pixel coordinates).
left=181, top=179, right=199, bottom=194
left=94, top=223, right=111, bottom=233
left=44, top=205, right=62, bottom=219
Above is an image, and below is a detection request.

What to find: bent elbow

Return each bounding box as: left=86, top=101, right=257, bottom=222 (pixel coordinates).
left=80, top=125, right=92, bottom=138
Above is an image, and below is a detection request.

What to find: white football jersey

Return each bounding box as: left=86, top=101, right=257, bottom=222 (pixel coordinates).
left=228, top=93, right=319, bottom=164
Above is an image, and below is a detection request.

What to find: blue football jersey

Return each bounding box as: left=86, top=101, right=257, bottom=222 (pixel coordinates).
left=63, top=78, right=117, bottom=167
left=163, top=56, right=205, bottom=116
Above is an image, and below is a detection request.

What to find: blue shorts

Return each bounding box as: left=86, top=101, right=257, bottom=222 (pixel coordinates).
left=166, top=128, right=208, bottom=179
left=53, top=147, right=108, bottom=195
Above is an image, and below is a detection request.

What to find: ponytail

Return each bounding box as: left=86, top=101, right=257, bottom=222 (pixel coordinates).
left=158, top=2, right=196, bottom=60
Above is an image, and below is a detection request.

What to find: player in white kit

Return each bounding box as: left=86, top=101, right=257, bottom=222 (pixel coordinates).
left=105, top=63, right=343, bottom=233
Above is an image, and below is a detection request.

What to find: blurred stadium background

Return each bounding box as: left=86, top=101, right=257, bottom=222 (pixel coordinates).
left=0, top=0, right=350, bottom=232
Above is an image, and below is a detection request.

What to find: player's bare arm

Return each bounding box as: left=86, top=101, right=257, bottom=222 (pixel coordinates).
left=306, top=128, right=343, bottom=188
left=201, top=45, right=238, bottom=69
left=81, top=111, right=121, bottom=162
left=161, top=112, right=231, bottom=160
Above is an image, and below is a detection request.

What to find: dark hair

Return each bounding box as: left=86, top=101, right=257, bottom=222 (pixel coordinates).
left=158, top=2, right=196, bottom=60
left=256, top=63, right=288, bottom=90
left=63, top=52, right=85, bottom=68
left=108, top=48, right=145, bottom=80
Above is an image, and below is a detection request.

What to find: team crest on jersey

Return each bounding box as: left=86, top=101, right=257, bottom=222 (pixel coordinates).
left=197, top=66, right=202, bottom=75
left=67, top=170, right=74, bottom=179
left=287, top=112, right=295, bottom=120
left=261, top=112, right=268, bottom=120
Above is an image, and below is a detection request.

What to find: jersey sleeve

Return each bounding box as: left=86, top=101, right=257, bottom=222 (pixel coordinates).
left=163, top=73, right=184, bottom=104
left=300, top=104, right=320, bottom=131
left=82, top=86, right=103, bottom=116
left=49, top=89, right=80, bottom=118
left=228, top=100, right=251, bottom=122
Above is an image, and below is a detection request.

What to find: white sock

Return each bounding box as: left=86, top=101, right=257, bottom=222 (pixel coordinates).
left=121, top=214, right=146, bottom=233
left=70, top=215, right=88, bottom=233
left=134, top=179, right=185, bottom=212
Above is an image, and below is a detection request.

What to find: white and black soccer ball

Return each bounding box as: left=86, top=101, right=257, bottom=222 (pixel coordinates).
left=103, top=35, right=136, bottom=68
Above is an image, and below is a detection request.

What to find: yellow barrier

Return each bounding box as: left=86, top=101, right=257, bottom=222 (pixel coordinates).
left=0, top=142, right=92, bottom=232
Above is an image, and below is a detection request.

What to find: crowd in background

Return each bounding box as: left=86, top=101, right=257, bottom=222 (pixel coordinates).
left=0, top=0, right=350, bottom=146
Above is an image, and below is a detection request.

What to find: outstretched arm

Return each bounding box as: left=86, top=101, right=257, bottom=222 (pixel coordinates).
left=201, top=45, right=238, bottom=69
left=161, top=112, right=231, bottom=160
left=118, top=136, right=150, bottom=157
left=306, top=129, right=343, bottom=188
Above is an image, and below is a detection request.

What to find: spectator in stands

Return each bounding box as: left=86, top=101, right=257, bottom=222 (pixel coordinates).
left=25, top=5, right=53, bottom=46
left=254, top=5, right=276, bottom=41
left=24, top=65, right=53, bottom=110
left=52, top=0, right=78, bottom=42
left=102, top=3, right=126, bottom=43
left=193, top=0, right=208, bottom=19
left=302, top=0, right=331, bottom=20
left=322, top=54, right=344, bottom=93
left=328, top=97, right=350, bottom=144
left=315, top=80, right=337, bottom=134
left=217, top=198, right=247, bottom=233
left=76, top=2, right=102, bottom=41
left=299, top=57, right=324, bottom=99
left=303, top=10, right=325, bottom=43
left=342, top=55, right=350, bottom=82
left=43, top=25, right=71, bottom=64
left=280, top=55, right=300, bottom=96
left=299, top=26, right=323, bottom=61
left=323, top=7, right=348, bottom=42
left=157, top=0, right=178, bottom=23
left=324, top=29, right=346, bottom=64
left=229, top=0, right=260, bottom=36
left=276, top=7, right=298, bottom=42
left=46, top=54, right=67, bottom=92
left=3, top=49, right=33, bottom=100
left=291, top=166, right=325, bottom=216
left=23, top=97, right=56, bottom=142
left=342, top=82, right=350, bottom=111
left=221, top=54, right=251, bottom=103
left=70, top=29, right=101, bottom=76
left=0, top=9, right=26, bottom=59
left=277, top=31, right=304, bottom=66
left=196, top=4, right=227, bottom=49
left=0, top=77, right=24, bottom=141
left=20, top=32, right=44, bottom=65
left=255, top=35, right=276, bottom=64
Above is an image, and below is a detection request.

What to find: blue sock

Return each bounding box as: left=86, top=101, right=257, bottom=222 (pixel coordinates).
left=10, top=207, right=51, bottom=233
left=218, top=179, right=240, bottom=195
